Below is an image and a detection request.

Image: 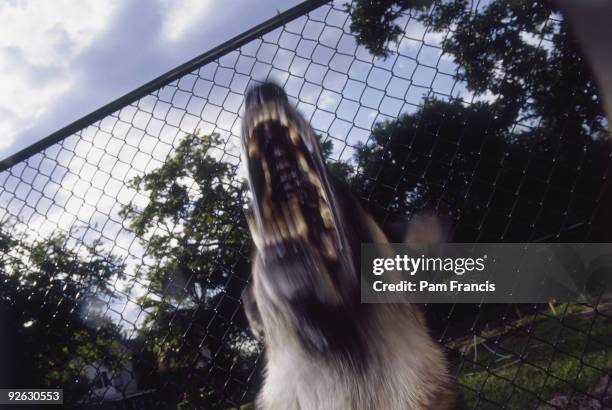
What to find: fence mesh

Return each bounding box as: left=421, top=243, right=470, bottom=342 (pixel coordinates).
left=0, top=0, right=611, bottom=408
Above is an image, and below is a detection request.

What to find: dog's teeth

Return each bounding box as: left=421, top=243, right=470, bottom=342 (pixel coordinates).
left=262, top=228, right=271, bottom=245
left=244, top=119, right=253, bottom=139
left=298, top=153, right=310, bottom=172
left=306, top=169, right=325, bottom=199
left=320, top=200, right=333, bottom=229
left=279, top=108, right=288, bottom=126
left=254, top=111, right=266, bottom=128
left=261, top=159, right=272, bottom=185
left=289, top=127, right=300, bottom=146
left=271, top=220, right=284, bottom=245
left=277, top=217, right=290, bottom=240
left=248, top=139, right=259, bottom=158
left=268, top=106, right=278, bottom=121
left=307, top=169, right=321, bottom=186
left=289, top=197, right=308, bottom=238
left=321, top=232, right=337, bottom=260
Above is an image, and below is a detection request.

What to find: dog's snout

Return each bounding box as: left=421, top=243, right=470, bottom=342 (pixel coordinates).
left=246, top=82, right=288, bottom=108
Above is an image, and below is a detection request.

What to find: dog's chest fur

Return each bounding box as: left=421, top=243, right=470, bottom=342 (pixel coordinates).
left=257, top=306, right=456, bottom=410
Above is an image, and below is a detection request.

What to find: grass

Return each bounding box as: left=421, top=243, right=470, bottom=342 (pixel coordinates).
left=228, top=302, right=611, bottom=409
left=457, top=302, right=612, bottom=409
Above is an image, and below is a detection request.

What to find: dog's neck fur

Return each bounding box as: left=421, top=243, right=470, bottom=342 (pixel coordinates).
left=257, top=299, right=456, bottom=410
left=246, top=183, right=458, bottom=410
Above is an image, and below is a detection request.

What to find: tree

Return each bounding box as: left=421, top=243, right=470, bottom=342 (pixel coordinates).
left=350, top=97, right=609, bottom=241
left=426, top=1, right=606, bottom=139
left=344, top=0, right=434, bottom=58
left=345, top=0, right=609, bottom=241
left=347, top=0, right=607, bottom=138
left=0, top=225, right=128, bottom=404
left=120, top=132, right=255, bottom=407
left=351, top=99, right=508, bottom=231
left=320, top=137, right=355, bottom=182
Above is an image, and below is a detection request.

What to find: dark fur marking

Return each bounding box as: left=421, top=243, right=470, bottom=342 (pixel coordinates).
left=293, top=296, right=369, bottom=365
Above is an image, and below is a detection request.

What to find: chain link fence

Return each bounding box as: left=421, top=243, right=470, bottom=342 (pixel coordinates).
left=0, top=0, right=610, bottom=408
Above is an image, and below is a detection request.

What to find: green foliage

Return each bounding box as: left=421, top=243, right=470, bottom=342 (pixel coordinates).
left=351, top=99, right=510, bottom=220
left=458, top=304, right=612, bottom=408
left=348, top=0, right=607, bottom=139
left=344, top=0, right=609, bottom=241
left=121, top=133, right=249, bottom=304
left=349, top=96, right=609, bottom=241
left=345, top=0, right=434, bottom=58
left=319, top=136, right=355, bottom=182
left=120, top=133, right=254, bottom=407
left=0, top=225, right=127, bottom=402
left=423, top=0, right=606, bottom=139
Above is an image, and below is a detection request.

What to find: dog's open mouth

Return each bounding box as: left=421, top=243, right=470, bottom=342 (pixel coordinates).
left=243, top=84, right=338, bottom=261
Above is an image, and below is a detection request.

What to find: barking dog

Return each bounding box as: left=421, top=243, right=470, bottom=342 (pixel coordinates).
left=241, top=83, right=459, bottom=410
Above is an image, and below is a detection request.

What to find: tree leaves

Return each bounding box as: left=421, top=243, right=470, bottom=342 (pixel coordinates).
left=0, top=225, right=126, bottom=401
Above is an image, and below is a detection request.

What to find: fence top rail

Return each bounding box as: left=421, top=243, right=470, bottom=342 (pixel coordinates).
left=0, top=0, right=330, bottom=173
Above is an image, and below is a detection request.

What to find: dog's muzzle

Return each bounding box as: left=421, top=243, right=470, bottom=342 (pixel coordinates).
left=242, top=83, right=339, bottom=262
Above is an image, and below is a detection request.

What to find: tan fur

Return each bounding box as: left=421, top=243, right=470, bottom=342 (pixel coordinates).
left=249, top=204, right=458, bottom=410
left=242, top=82, right=458, bottom=409
left=256, top=308, right=456, bottom=409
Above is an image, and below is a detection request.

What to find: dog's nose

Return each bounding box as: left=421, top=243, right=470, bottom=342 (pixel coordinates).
left=245, top=82, right=288, bottom=107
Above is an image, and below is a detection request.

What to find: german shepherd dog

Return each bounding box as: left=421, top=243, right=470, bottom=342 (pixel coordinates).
left=241, top=83, right=459, bottom=409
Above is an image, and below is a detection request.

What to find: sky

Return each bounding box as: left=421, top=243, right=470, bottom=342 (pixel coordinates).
left=0, top=0, right=303, bottom=161
left=0, top=0, right=556, bottom=334
left=0, top=0, right=473, bottom=330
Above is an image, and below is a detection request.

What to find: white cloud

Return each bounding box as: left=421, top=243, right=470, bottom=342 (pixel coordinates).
left=0, top=67, right=71, bottom=148
left=0, top=0, right=120, bottom=151
left=157, top=0, right=214, bottom=42
left=0, top=0, right=302, bottom=161
left=0, top=0, right=119, bottom=65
